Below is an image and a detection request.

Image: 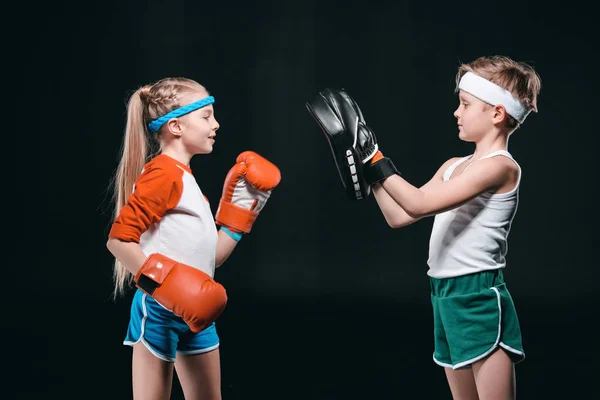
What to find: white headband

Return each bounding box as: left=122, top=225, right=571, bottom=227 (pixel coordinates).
left=458, top=72, right=531, bottom=124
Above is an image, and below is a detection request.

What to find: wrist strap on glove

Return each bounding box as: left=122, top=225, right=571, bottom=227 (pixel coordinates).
left=365, top=157, right=401, bottom=185
left=135, top=254, right=177, bottom=296
left=137, top=274, right=160, bottom=295
left=216, top=201, right=258, bottom=234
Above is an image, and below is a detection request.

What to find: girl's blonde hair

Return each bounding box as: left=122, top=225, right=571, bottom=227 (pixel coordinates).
left=455, top=55, right=542, bottom=129
left=111, top=77, right=205, bottom=298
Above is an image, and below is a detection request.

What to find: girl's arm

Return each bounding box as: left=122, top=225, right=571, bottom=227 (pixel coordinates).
left=215, top=229, right=239, bottom=267
left=106, top=238, right=147, bottom=275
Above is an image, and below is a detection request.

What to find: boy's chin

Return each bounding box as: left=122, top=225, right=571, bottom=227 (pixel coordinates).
left=458, top=131, right=476, bottom=142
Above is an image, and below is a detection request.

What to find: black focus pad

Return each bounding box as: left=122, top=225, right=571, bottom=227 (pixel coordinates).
left=305, top=88, right=371, bottom=200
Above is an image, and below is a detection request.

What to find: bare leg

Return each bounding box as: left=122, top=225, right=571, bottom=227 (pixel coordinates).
left=445, top=367, right=480, bottom=400
left=175, top=348, right=222, bottom=400
left=472, top=348, right=516, bottom=400
left=132, top=343, right=174, bottom=400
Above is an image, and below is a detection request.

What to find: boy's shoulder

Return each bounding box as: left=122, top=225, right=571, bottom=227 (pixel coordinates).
left=484, top=154, right=520, bottom=179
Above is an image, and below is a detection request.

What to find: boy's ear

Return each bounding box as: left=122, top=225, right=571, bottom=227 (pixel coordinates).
left=492, top=105, right=508, bottom=124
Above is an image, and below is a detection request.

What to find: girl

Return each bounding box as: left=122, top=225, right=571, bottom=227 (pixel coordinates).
left=106, top=77, right=280, bottom=399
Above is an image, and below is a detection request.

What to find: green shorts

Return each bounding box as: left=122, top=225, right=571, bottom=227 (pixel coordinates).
left=430, top=269, right=525, bottom=369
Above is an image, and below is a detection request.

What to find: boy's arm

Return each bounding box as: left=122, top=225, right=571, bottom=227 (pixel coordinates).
left=372, top=157, right=461, bottom=227
left=380, top=156, right=517, bottom=218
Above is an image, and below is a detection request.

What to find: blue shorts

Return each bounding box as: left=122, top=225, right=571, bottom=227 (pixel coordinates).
left=123, top=289, right=220, bottom=362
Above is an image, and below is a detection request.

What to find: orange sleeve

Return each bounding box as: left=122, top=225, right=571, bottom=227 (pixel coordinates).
left=108, top=163, right=184, bottom=243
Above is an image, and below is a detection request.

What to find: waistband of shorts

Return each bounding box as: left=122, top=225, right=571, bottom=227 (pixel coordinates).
left=429, top=269, right=505, bottom=298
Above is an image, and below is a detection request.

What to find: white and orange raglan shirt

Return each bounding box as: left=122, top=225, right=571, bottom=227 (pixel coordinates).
left=109, top=154, right=218, bottom=278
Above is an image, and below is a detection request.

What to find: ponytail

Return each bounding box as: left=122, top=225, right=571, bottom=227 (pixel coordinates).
left=111, top=87, right=150, bottom=298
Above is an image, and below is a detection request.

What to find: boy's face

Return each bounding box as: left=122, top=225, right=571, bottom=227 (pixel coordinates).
left=453, top=91, right=494, bottom=142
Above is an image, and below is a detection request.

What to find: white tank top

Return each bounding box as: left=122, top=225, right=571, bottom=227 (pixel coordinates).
left=427, top=150, right=521, bottom=279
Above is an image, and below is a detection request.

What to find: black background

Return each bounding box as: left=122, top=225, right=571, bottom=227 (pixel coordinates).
left=17, top=0, right=599, bottom=398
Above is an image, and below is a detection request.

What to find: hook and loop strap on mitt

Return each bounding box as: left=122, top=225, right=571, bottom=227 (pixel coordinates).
left=364, top=151, right=400, bottom=186
left=305, top=88, right=399, bottom=200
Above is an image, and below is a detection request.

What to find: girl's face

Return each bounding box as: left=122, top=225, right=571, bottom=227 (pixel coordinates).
left=178, top=93, right=220, bottom=155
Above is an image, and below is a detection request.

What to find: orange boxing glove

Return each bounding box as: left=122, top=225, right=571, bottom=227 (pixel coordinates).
left=134, top=254, right=228, bottom=333
left=215, top=151, right=281, bottom=233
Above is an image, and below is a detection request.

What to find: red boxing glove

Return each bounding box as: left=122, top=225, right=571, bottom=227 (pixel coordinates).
left=215, top=151, right=281, bottom=233
left=134, top=254, right=228, bottom=333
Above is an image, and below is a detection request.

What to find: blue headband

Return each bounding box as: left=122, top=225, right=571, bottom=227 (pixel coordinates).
left=147, top=96, right=215, bottom=132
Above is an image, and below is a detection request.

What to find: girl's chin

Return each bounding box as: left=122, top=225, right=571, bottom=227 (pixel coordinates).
left=195, top=145, right=214, bottom=155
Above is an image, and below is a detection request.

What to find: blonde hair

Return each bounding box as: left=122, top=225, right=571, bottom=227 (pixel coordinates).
left=111, top=77, right=206, bottom=298
left=455, top=55, right=542, bottom=130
